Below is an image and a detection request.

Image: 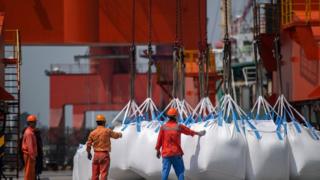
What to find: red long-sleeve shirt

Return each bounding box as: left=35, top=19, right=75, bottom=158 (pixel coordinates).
left=155, top=120, right=197, bottom=157
left=22, top=127, right=38, bottom=160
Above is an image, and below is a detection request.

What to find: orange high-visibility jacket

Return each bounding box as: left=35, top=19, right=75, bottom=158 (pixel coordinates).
left=22, top=127, right=38, bottom=160
left=86, top=126, right=122, bottom=152
left=155, top=120, right=196, bottom=157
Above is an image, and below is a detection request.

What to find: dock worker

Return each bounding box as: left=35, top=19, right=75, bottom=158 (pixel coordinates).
left=22, top=115, right=38, bottom=180
left=86, top=114, right=123, bottom=180
left=155, top=108, right=206, bottom=180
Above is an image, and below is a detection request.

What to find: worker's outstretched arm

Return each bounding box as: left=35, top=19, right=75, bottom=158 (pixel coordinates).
left=180, top=125, right=206, bottom=137
left=110, top=130, right=122, bottom=139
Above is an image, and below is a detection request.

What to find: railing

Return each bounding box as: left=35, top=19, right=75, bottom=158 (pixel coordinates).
left=3, top=30, right=21, bottom=64
left=49, top=64, right=93, bottom=74
left=281, top=0, right=320, bottom=26
left=256, top=3, right=279, bottom=34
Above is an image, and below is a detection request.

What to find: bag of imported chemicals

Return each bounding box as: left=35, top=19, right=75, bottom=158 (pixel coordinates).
left=246, top=96, right=290, bottom=180
left=182, top=95, right=252, bottom=180
left=109, top=123, right=144, bottom=180
left=109, top=100, right=145, bottom=180
left=275, top=95, right=320, bottom=180
left=127, top=120, right=170, bottom=180
left=72, top=144, right=92, bottom=180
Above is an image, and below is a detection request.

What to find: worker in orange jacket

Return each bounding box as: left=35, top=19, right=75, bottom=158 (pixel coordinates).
left=86, top=114, right=122, bottom=180
left=155, top=108, right=206, bottom=180
left=22, top=115, right=38, bottom=180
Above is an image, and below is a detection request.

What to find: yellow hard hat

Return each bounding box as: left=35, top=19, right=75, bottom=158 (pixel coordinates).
left=27, top=115, right=37, bottom=122
left=96, top=114, right=106, bottom=122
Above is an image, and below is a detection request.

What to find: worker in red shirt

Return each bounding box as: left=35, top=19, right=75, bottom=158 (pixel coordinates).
left=22, top=115, right=38, bottom=180
left=86, top=114, right=122, bottom=180
left=155, top=108, right=206, bottom=180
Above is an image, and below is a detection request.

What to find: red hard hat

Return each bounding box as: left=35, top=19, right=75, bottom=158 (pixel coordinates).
left=27, top=115, right=37, bottom=122
left=167, top=108, right=178, bottom=116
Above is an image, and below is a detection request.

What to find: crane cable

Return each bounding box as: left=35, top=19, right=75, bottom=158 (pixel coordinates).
left=172, top=0, right=183, bottom=98
left=179, top=0, right=185, bottom=100
left=204, top=0, right=210, bottom=97
left=198, top=0, right=205, bottom=99
left=223, top=0, right=232, bottom=95
left=253, top=0, right=263, bottom=97
left=273, top=0, right=283, bottom=95
left=147, top=0, right=153, bottom=98
left=130, top=0, right=136, bottom=100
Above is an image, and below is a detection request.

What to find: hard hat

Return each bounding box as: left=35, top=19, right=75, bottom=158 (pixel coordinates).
left=167, top=108, right=178, bottom=117
left=27, top=115, right=37, bottom=122
left=96, top=114, right=106, bottom=122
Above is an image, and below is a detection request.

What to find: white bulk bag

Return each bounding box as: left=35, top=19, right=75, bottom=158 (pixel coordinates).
left=127, top=121, right=162, bottom=179
left=274, top=95, right=320, bottom=180
left=183, top=120, right=247, bottom=180
left=128, top=120, right=179, bottom=180
left=246, top=96, right=290, bottom=180
left=288, top=122, right=320, bottom=180
left=72, top=144, right=92, bottom=180
left=246, top=120, right=290, bottom=180
left=109, top=124, right=144, bottom=180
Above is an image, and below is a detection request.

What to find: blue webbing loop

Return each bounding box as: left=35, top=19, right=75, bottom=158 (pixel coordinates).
left=240, top=115, right=246, bottom=135
left=232, top=110, right=240, bottom=132
left=284, top=108, right=302, bottom=133
left=276, top=116, right=283, bottom=140
left=121, top=123, right=129, bottom=131
left=244, top=116, right=261, bottom=140
left=218, top=111, right=223, bottom=127
left=151, top=111, right=156, bottom=120
left=136, top=116, right=142, bottom=132
left=155, top=120, right=164, bottom=133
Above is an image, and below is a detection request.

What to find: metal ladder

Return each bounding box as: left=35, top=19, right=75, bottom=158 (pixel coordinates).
left=1, top=29, right=21, bottom=179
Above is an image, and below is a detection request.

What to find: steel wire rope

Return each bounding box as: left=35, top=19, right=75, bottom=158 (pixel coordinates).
left=198, top=0, right=205, bottom=99
left=130, top=0, right=136, bottom=101
left=222, top=0, right=232, bottom=95
left=147, top=0, right=153, bottom=99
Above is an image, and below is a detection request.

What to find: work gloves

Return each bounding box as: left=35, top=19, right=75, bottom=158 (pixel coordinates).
left=197, top=130, right=206, bottom=137
left=156, top=151, right=161, bottom=159
left=87, top=152, right=92, bottom=160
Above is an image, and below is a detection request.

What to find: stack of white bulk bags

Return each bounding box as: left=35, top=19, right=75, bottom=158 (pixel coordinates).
left=275, top=95, right=320, bottom=180
left=73, top=94, right=320, bottom=180
left=246, top=96, right=289, bottom=180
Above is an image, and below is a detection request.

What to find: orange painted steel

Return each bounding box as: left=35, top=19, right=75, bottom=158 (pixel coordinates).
left=0, top=0, right=206, bottom=49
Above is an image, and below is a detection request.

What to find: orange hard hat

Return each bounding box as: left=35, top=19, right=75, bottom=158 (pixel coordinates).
left=96, top=114, right=106, bottom=122
left=167, top=108, right=178, bottom=117
left=27, top=115, right=37, bottom=122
